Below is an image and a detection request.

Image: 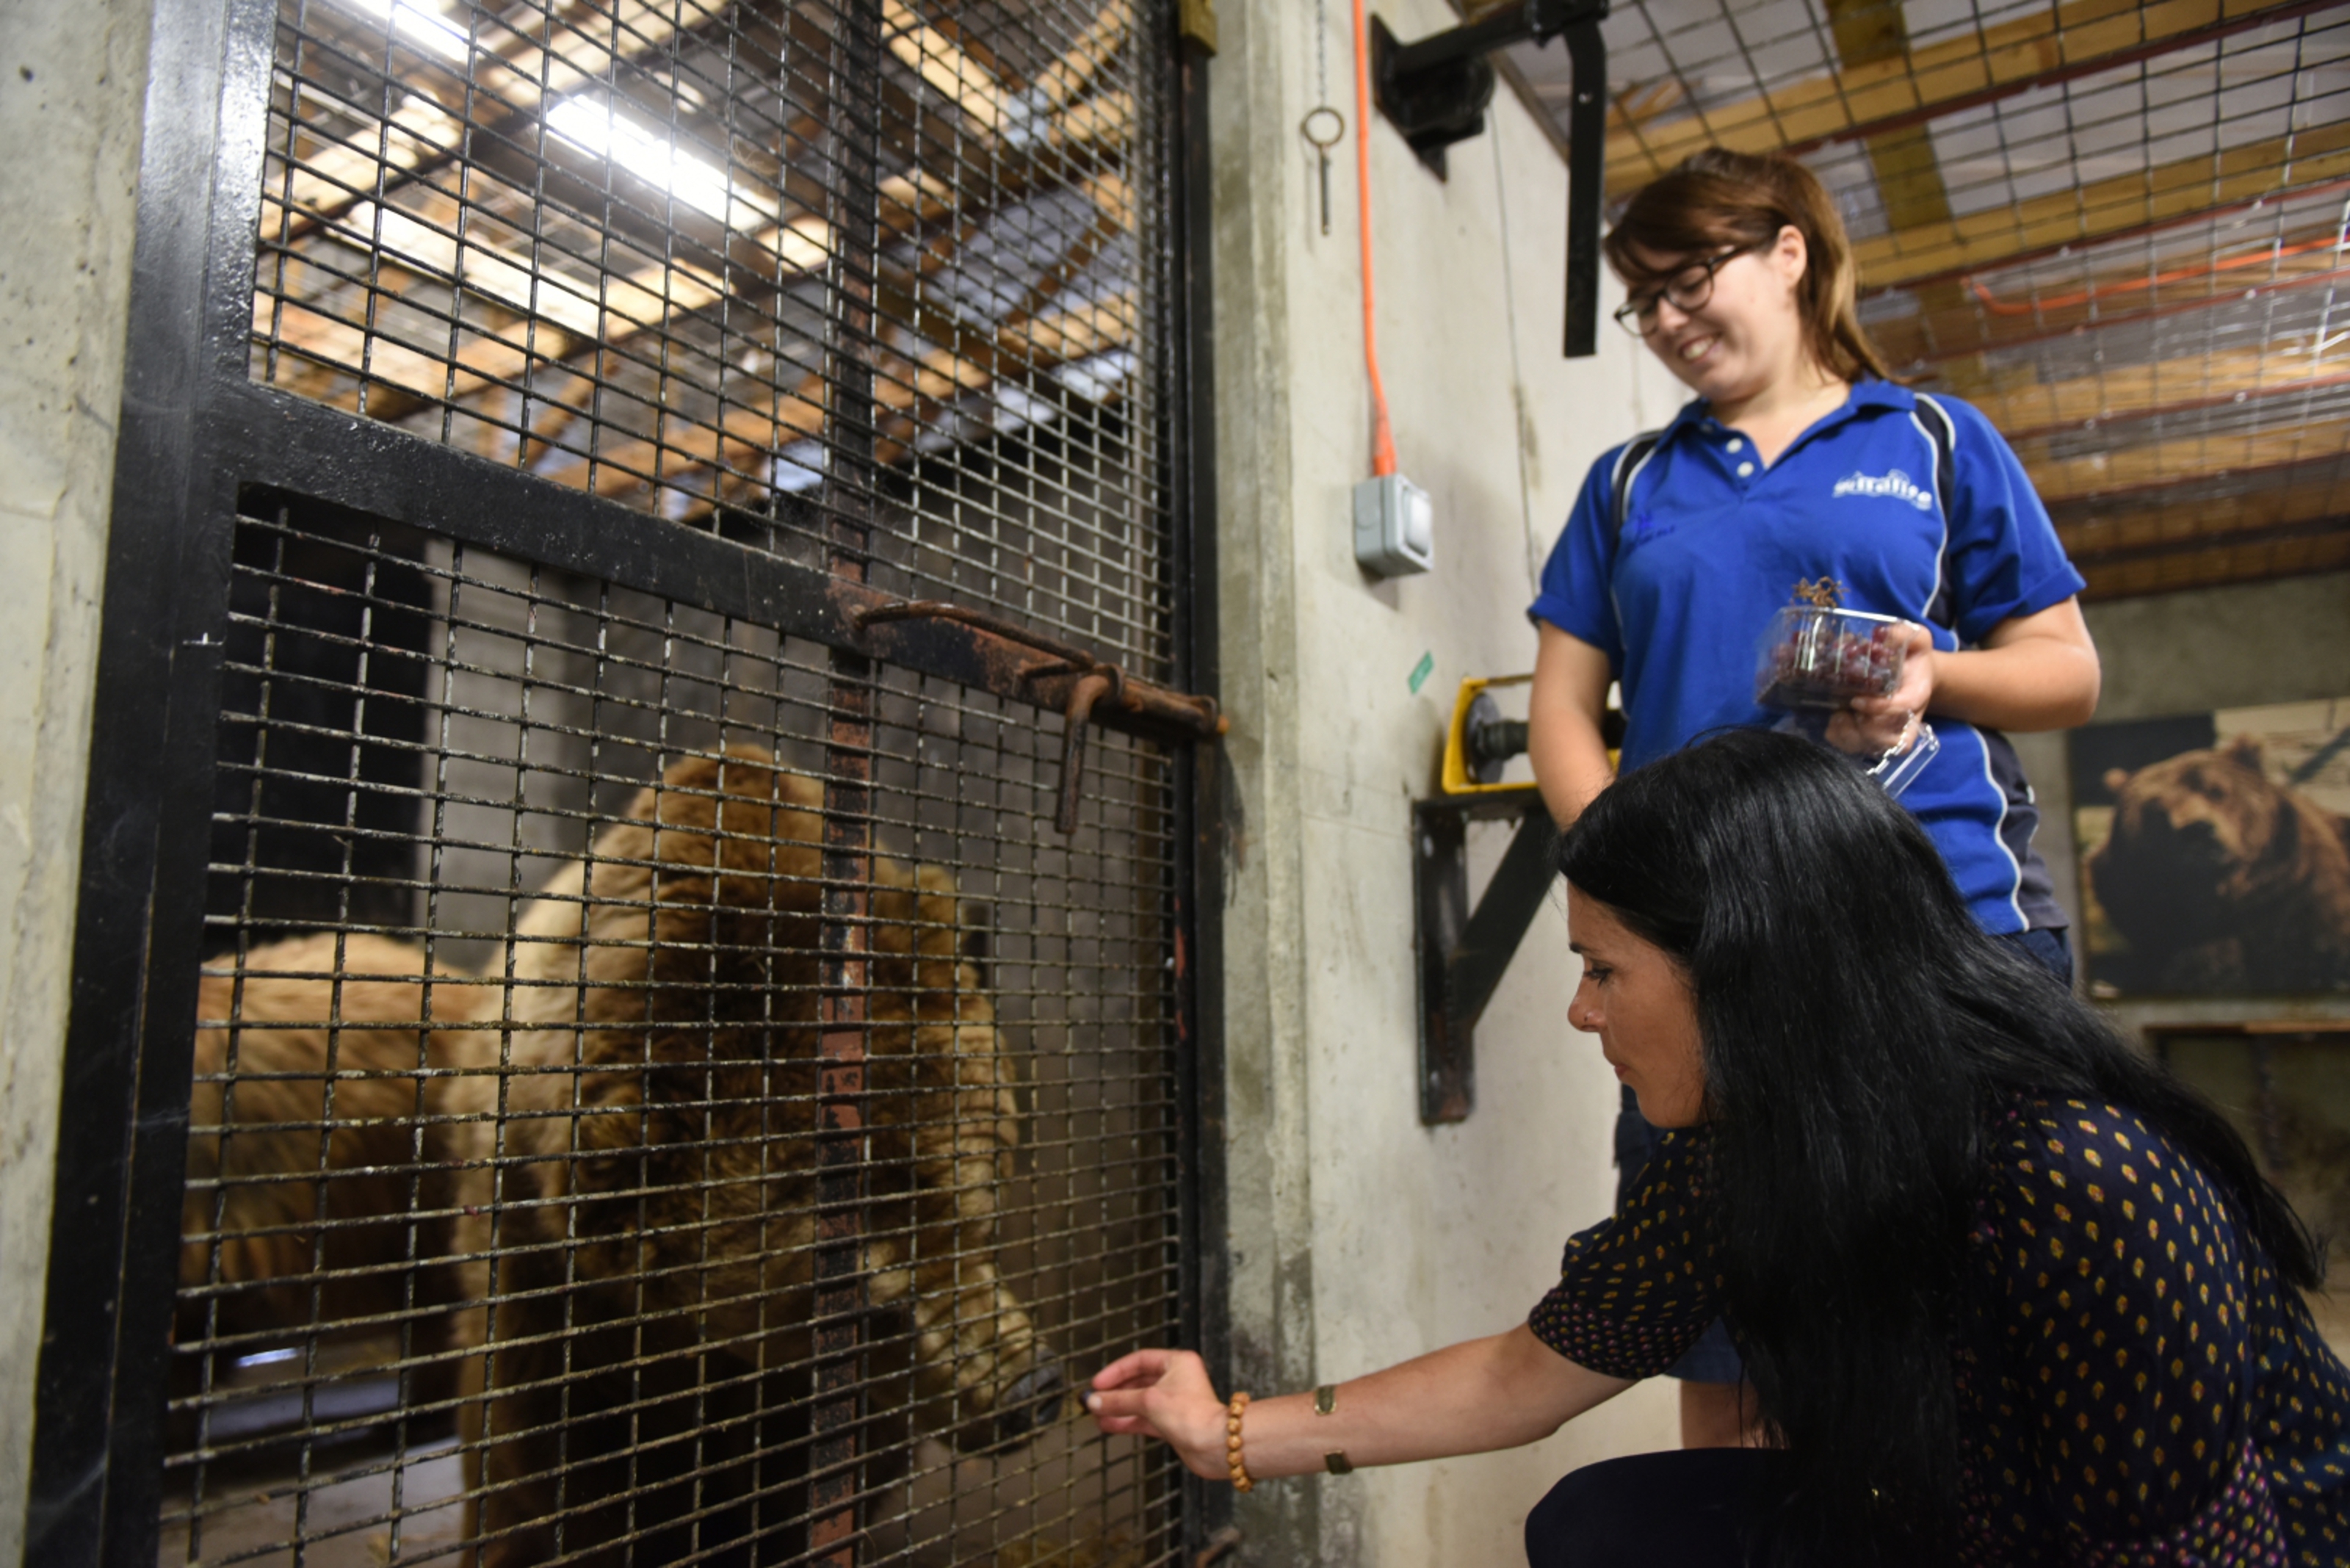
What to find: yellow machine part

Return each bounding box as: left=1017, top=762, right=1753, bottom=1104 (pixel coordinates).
left=1440, top=674, right=1533, bottom=796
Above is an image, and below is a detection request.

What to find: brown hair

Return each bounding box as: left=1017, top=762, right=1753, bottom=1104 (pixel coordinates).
left=1605, top=147, right=1895, bottom=383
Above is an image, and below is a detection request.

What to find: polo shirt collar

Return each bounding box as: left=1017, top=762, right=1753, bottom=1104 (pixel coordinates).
left=1662, top=377, right=1914, bottom=449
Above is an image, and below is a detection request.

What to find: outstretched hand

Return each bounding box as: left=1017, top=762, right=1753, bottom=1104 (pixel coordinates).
left=1084, top=1348, right=1229, bottom=1480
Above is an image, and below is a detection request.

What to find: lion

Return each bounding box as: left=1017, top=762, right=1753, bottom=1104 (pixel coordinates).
left=444, top=747, right=1065, bottom=1564
left=180, top=931, right=482, bottom=1402
left=2087, top=734, right=2350, bottom=994
left=181, top=747, right=1063, bottom=1565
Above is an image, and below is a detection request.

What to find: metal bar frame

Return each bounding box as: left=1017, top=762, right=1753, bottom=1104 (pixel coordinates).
left=24, top=1, right=1226, bottom=1562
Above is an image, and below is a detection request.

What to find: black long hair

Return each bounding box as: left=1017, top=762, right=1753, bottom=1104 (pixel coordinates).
left=1558, top=729, right=2317, bottom=1564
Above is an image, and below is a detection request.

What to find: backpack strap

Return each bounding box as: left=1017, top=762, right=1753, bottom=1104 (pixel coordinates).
left=1608, top=430, right=1666, bottom=541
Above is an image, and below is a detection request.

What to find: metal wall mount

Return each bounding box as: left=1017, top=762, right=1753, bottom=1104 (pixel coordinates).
left=1413, top=785, right=1557, bottom=1124
left=1370, top=0, right=1610, bottom=355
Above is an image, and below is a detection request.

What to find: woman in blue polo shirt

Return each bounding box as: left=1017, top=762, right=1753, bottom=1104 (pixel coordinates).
left=1527, top=148, right=2101, bottom=1447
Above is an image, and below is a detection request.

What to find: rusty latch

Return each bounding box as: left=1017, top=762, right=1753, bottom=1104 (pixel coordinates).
left=852, top=599, right=1227, bottom=835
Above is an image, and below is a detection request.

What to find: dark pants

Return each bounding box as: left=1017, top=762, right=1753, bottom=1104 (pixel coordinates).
left=1525, top=1449, right=1790, bottom=1567
left=2003, top=925, right=2075, bottom=988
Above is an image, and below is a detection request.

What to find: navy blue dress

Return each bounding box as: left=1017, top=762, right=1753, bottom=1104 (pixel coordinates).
left=1530, top=1098, right=2350, bottom=1564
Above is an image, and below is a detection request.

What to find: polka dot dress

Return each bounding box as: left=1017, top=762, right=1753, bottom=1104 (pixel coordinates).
left=1528, top=1099, right=2350, bottom=1564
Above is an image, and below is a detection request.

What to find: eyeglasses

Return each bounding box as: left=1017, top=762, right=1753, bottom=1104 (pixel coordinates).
left=1613, top=242, right=1765, bottom=336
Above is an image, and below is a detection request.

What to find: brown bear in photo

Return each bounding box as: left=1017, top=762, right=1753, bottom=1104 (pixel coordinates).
left=2088, top=735, right=2350, bottom=994
left=184, top=747, right=1060, bottom=1566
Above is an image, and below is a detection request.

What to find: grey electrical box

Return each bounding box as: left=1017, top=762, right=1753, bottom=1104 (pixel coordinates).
left=1353, top=472, right=1433, bottom=577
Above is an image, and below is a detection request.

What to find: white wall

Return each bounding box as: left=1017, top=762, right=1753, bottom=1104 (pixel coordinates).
left=1207, top=4, right=1682, bottom=1560
left=0, top=0, right=152, bottom=1558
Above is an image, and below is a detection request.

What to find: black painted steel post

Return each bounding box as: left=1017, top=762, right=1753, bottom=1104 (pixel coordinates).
left=1169, top=4, right=1229, bottom=1554
left=1413, top=790, right=1555, bottom=1124
left=1414, top=803, right=1475, bottom=1123
left=1562, top=20, right=1608, bottom=358
left=811, top=0, right=887, bottom=1557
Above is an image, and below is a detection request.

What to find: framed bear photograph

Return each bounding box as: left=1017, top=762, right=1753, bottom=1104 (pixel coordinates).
left=2069, top=697, right=2350, bottom=998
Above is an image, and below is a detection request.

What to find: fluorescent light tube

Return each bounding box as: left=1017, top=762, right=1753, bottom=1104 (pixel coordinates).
left=547, top=95, right=753, bottom=223
left=335, top=0, right=471, bottom=60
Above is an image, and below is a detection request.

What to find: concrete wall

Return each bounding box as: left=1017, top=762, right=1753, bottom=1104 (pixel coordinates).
left=1207, top=3, right=1683, bottom=1561
left=0, top=0, right=153, bottom=1558
left=2008, top=568, right=2350, bottom=1038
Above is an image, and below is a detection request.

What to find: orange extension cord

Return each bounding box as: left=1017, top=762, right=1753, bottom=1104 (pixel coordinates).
left=1967, top=236, right=2346, bottom=315
left=1353, top=0, right=1397, bottom=477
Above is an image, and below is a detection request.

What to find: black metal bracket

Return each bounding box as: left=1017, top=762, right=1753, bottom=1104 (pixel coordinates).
left=1414, top=785, right=1556, bottom=1124
left=1370, top=0, right=1610, bottom=355
left=1368, top=15, right=1496, bottom=180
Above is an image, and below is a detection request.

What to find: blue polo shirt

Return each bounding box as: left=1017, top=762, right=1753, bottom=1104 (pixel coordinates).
left=1531, top=381, right=2085, bottom=935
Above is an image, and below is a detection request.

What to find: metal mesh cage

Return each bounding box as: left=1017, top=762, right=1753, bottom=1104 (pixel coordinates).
left=146, top=0, right=1198, bottom=1561
left=167, top=501, right=1187, bottom=1565
left=250, top=0, right=1171, bottom=671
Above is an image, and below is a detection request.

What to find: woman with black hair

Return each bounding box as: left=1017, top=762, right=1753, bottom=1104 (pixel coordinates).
left=1086, top=730, right=2350, bottom=1566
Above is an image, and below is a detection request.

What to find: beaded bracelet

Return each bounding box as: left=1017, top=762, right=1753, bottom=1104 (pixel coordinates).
left=1225, top=1390, right=1254, bottom=1492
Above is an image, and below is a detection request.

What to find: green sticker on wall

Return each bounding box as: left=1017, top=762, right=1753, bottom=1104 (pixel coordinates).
left=1408, top=651, right=1435, bottom=694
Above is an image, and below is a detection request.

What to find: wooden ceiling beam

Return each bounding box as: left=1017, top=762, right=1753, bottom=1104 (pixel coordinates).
left=2042, top=448, right=2350, bottom=508
left=2055, top=471, right=2350, bottom=555
left=283, top=0, right=722, bottom=236
left=1985, top=355, right=2350, bottom=440
left=2070, top=510, right=2350, bottom=567
left=258, top=145, right=1127, bottom=415
left=1884, top=254, right=2349, bottom=370
left=532, top=287, right=1135, bottom=504
left=1850, top=127, right=2350, bottom=289
left=2076, top=518, right=2350, bottom=599
left=1604, top=0, right=2318, bottom=197
left=2018, top=411, right=2350, bottom=500
left=263, top=0, right=1135, bottom=413
left=1786, top=0, right=2340, bottom=158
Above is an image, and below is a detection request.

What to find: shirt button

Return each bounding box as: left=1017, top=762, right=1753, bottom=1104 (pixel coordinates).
left=1726, top=438, right=1744, bottom=452
left=1737, top=461, right=1754, bottom=477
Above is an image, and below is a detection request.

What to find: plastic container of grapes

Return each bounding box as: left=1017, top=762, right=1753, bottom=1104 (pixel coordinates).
left=1754, top=605, right=1908, bottom=709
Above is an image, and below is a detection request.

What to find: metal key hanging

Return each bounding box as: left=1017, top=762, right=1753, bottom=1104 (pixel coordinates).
left=1301, top=0, right=1344, bottom=236
left=1302, top=107, right=1345, bottom=235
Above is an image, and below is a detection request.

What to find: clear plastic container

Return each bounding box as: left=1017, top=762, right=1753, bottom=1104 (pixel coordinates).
left=1755, top=605, right=1907, bottom=709
left=1868, top=721, right=1939, bottom=799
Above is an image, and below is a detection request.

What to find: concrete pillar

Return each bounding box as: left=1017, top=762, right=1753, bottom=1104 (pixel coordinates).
left=1205, top=1, right=1682, bottom=1560
left=0, top=1, right=152, bottom=1557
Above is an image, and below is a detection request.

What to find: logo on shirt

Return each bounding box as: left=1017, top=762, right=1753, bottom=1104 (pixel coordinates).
left=1832, top=469, right=1934, bottom=510
left=1622, top=509, right=1677, bottom=552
